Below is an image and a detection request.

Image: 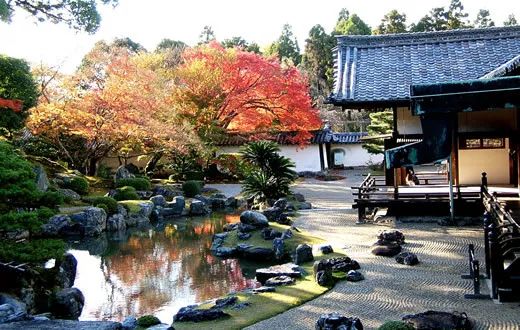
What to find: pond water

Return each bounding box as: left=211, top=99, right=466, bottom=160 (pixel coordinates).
left=67, top=213, right=263, bottom=323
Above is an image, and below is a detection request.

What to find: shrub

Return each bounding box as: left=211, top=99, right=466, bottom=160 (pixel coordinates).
left=116, top=177, right=151, bottom=191
left=182, top=180, right=202, bottom=197
left=113, top=186, right=139, bottom=201
left=91, top=196, right=118, bottom=215
left=38, top=191, right=64, bottom=208
left=97, top=164, right=113, bottom=179
left=63, top=176, right=89, bottom=195
left=96, top=203, right=109, bottom=214
left=137, top=315, right=161, bottom=327
left=0, top=239, right=66, bottom=263
left=185, top=171, right=204, bottom=181
left=378, top=321, right=414, bottom=330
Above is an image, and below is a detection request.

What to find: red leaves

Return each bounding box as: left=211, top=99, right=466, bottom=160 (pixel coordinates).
left=0, top=98, right=23, bottom=112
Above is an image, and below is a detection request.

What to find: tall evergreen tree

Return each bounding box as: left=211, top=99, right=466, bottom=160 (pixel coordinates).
left=474, top=9, right=495, bottom=27
left=198, top=25, right=216, bottom=44
left=504, top=14, right=518, bottom=26
left=265, top=24, right=301, bottom=65
left=334, top=13, right=371, bottom=35
left=447, top=0, right=471, bottom=29
left=302, top=24, right=335, bottom=98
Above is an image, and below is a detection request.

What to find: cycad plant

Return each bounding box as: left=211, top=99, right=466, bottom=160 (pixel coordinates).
left=240, top=141, right=297, bottom=201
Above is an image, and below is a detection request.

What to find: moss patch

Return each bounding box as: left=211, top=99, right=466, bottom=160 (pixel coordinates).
left=118, top=200, right=153, bottom=214
left=173, top=225, right=347, bottom=330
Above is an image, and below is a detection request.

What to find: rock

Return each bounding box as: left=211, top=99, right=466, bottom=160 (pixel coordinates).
left=136, top=190, right=153, bottom=199
left=297, top=202, right=312, bottom=210
left=292, top=193, right=305, bottom=202
left=272, top=198, right=288, bottom=210
left=149, top=195, right=167, bottom=208
left=252, top=286, right=276, bottom=294
left=34, top=165, right=50, bottom=192
left=107, top=213, right=126, bottom=232
left=261, top=227, right=282, bottom=240
left=237, top=232, right=251, bottom=240
left=69, top=207, right=107, bottom=236
left=152, top=184, right=183, bottom=198
left=276, top=213, right=291, bottom=225
left=395, top=252, right=419, bottom=266
left=402, top=311, right=471, bottom=330
left=57, top=253, right=78, bottom=288
left=225, top=197, right=237, bottom=208
left=215, top=296, right=237, bottom=308
left=238, top=245, right=274, bottom=261
left=58, top=188, right=81, bottom=201
left=51, top=288, right=84, bottom=320
left=315, top=269, right=334, bottom=286
left=346, top=270, right=364, bottom=282
left=237, top=223, right=257, bottom=233
left=281, top=229, right=293, bottom=240
left=19, top=289, right=34, bottom=312
left=239, top=211, right=268, bottom=228
left=319, top=245, right=334, bottom=254
left=223, top=223, right=238, bottom=232
left=265, top=275, right=295, bottom=286
left=273, top=238, right=285, bottom=260
left=210, top=233, right=228, bottom=252
left=126, top=201, right=154, bottom=226
left=214, top=247, right=237, bottom=258
left=193, top=194, right=209, bottom=205
left=315, top=312, right=363, bottom=330
left=0, top=320, right=123, bottom=329
left=255, top=263, right=303, bottom=283
left=114, top=165, right=135, bottom=182
left=262, top=207, right=284, bottom=222
left=371, top=244, right=402, bottom=257
left=189, top=200, right=210, bottom=216
left=313, top=257, right=360, bottom=274
left=121, top=316, right=137, bottom=330
left=163, top=196, right=185, bottom=217
left=377, top=230, right=405, bottom=245
left=0, top=295, right=28, bottom=324
left=208, top=197, right=226, bottom=210
left=174, top=306, right=230, bottom=322
left=294, top=244, right=313, bottom=265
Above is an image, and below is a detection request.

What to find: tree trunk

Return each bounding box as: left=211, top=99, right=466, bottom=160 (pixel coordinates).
left=144, top=152, right=163, bottom=174
left=88, top=157, right=99, bottom=176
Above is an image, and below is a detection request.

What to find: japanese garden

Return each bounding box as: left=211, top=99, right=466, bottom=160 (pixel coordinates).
left=0, top=0, right=519, bottom=329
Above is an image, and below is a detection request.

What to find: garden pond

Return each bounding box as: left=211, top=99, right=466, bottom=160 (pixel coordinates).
left=66, top=213, right=266, bottom=323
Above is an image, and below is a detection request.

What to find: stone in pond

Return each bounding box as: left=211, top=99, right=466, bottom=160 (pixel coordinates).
left=149, top=195, right=167, bottom=208
left=371, top=244, right=402, bottom=257
left=174, top=306, right=230, bottom=322
left=107, top=213, right=126, bottom=232
left=395, top=252, right=419, bottom=266
left=346, top=270, right=364, bottom=282
left=50, top=288, right=84, bottom=320
left=319, top=245, right=334, bottom=254
left=252, top=286, right=276, bottom=294
left=57, top=253, right=78, bottom=289
left=189, top=200, right=210, bottom=216
left=402, top=311, right=471, bottom=330
left=294, top=243, right=313, bottom=265
left=255, top=263, right=303, bottom=283
left=265, top=275, right=295, bottom=286
left=239, top=211, right=268, bottom=228
left=238, top=246, right=274, bottom=261
left=214, top=247, right=237, bottom=258
left=315, top=312, right=363, bottom=330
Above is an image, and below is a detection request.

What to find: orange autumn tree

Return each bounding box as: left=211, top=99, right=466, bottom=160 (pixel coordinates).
left=28, top=51, right=198, bottom=175
left=171, top=42, right=322, bottom=144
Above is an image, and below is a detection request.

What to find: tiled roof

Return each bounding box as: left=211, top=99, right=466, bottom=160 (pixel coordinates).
left=329, top=26, right=520, bottom=106
left=216, top=131, right=366, bottom=146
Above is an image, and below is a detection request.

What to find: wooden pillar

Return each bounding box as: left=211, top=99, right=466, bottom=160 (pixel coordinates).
left=318, top=143, right=325, bottom=171
left=384, top=138, right=395, bottom=186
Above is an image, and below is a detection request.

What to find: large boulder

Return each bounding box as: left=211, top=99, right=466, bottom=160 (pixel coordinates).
left=315, top=312, right=363, bottom=330
left=294, top=244, right=314, bottom=265
left=371, top=244, right=402, bottom=257
left=33, top=165, right=50, bottom=192
left=315, top=268, right=334, bottom=287
left=239, top=211, right=268, bottom=228
left=152, top=184, right=183, bottom=198
left=42, top=207, right=107, bottom=237
left=237, top=245, right=274, bottom=261
left=114, top=165, right=134, bottom=182
left=57, top=253, right=78, bottom=289
left=262, top=207, right=284, bottom=222
left=402, top=311, right=472, bottom=330
left=50, top=288, right=84, bottom=320
left=162, top=196, right=185, bottom=217
left=189, top=200, right=210, bottom=216
left=124, top=201, right=154, bottom=227
left=149, top=195, right=167, bottom=208
left=0, top=294, right=28, bottom=324
left=255, top=263, right=303, bottom=283
left=107, top=213, right=126, bottom=232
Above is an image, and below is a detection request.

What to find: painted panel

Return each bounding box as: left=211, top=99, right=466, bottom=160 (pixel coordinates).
left=331, top=144, right=384, bottom=167
left=458, top=109, right=517, bottom=132
left=458, top=138, right=510, bottom=185
left=396, top=106, right=423, bottom=135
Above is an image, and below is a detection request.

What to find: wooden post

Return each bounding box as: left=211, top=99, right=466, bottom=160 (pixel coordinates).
left=483, top=212, right=491, bottom=279
left=448, top=155, right=455, bottom=222
left=481, top=172, right=488, bottom=192
left=488, top=224, right=500, bottom=299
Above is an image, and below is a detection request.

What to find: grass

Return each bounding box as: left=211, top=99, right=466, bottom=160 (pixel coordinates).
left=173, top=224, right=348, bottom=330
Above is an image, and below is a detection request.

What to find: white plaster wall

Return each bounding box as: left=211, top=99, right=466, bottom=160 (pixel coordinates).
left=331, top=144, right=384, bottom=167
left=218, top=145, right=322, bottom=172
left=396, top=107, right=422, bottom=135
left=458, top=109, right=517, bottom=132
left=458, top=138, right=510, bottom=185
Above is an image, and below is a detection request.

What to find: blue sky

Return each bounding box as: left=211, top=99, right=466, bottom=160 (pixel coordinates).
left=0, top=0, right=518, bottom=72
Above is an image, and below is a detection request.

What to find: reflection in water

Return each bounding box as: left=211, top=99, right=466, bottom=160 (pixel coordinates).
left=68, top=213, right=260, bottom=323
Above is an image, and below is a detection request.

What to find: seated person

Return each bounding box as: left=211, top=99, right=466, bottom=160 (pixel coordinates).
left=405, top=166, right=420, bottom=186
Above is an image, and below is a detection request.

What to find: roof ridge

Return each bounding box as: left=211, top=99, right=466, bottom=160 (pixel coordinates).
left=480, top=54, right=520, bottom=79
left=336, top=26, right=520, bottom=48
